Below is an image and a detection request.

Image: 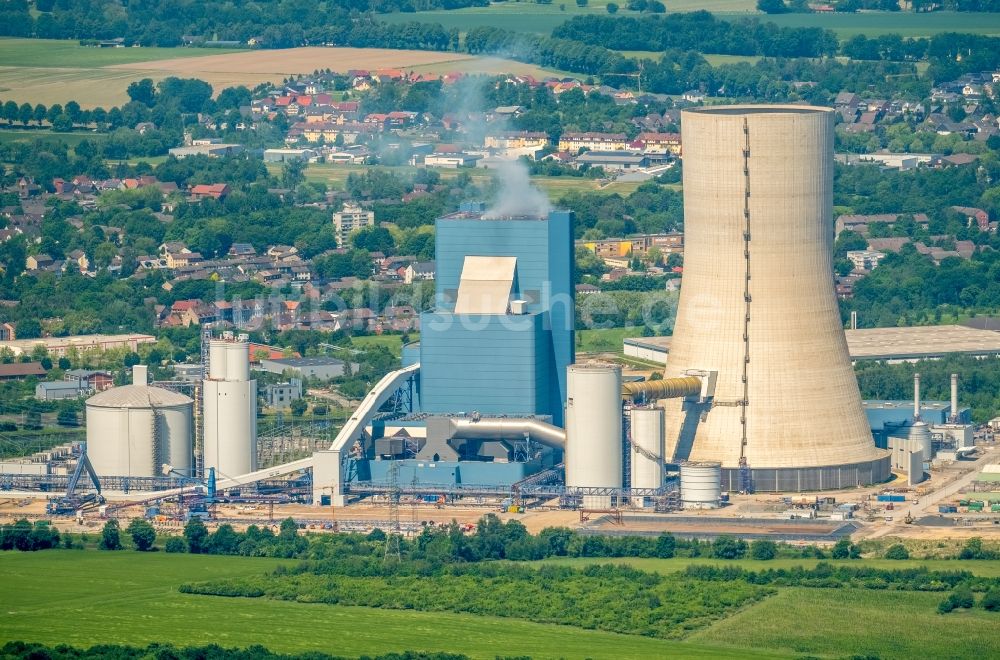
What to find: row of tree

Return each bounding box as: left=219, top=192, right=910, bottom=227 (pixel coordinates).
left=183, top=559, right=772, bottom=639
left=553, top=12, right=839, bottom=58
left=684, top=561, right=1000, bottom=593
left=0, top=641, right=467, bottom=660
left=0, top=0, right=484, bottom=46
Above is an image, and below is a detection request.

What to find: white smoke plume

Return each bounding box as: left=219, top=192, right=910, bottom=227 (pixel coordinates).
left=483, top=159, right=552, bottom=219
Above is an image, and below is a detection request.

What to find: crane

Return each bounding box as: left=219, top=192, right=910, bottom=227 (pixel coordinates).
left=46, top=446, right=103, bottom=515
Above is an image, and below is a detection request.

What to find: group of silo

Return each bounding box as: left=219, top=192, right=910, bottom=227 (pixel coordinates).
left=563, top=362, right=723, bottom=508
left=85, top=336, right=257, bottom=481
left=562, top=105, right=890, bottom=499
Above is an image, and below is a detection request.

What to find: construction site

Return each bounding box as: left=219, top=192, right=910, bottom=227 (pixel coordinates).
left=3, top=105, right=1000, bottom=543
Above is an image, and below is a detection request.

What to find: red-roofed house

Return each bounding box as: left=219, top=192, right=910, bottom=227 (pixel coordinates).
left=373, top=69, right=404, bottom=82
left=247, top=342, right=300, bottom=363
left=637, top=132, right=682, bottom=155
left=190, top=183, right=230, bottom=201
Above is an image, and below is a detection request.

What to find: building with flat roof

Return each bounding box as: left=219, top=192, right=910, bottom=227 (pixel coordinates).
left=263, top=379, right=303, bottom=409
left=624, top=324, right=1000, bottom=364
left=168, top=143, right=244, bottom=158
left=263, top=148, right=316, bottom=163
left=0, top=333, right=156, bottom=357
left=574, top=151, right=648, bottom=171
left=35, top=380, right=87, bottom=400
left=258, top=356, right=349, bottom=380
left=332, top=203, right=375, bottom=248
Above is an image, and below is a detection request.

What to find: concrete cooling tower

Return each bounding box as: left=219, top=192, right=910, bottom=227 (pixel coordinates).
left=661, top=105, right=890, bottom=491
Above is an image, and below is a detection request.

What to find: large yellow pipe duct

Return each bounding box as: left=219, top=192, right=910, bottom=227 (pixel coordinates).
left=622, top=376, right=702, bottom=401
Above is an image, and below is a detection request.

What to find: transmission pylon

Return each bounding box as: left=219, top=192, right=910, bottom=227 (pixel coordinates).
left=383, top=461, right=402, bottom=563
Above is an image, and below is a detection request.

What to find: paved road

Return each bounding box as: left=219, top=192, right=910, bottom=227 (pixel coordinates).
left=862, top=445, right=1000, bottom=539
left=308, top=388, right=358, bottom=409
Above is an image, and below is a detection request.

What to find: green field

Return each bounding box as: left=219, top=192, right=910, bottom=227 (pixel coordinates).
left=577, top=326, right=645, bottom=353
left=737, top=11, right=1000, bottom=38
left=0, top=38, right=239, bottom=68
left=0, top=37, right=241, bottom=107
left=0, top=128, right=103, bottom=148
left=289, top=162, right=657, bottom=198
left=350, top=333, right=407, bottom=356
left=692, top=587, right=1000, bottom=659
left=381, top=2, right=756, bottom=35
left=382, top=5, right=997, bottom=38
left=382, top=3, right=622, bottom=35
left=0, top=551, right=786, bottom=659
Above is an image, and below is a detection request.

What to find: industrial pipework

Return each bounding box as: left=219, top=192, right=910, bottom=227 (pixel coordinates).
left=442, top=417, right=566, bottom=449
left=622, top=376, right=702, bottom=401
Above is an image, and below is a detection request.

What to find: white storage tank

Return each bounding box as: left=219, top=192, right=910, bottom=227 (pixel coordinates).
left=889, top=422, right=933, bottom=462
left=85, top=366, right=193, bottom=478
left=908, top=422, right=933, bottom=462
left=630, top=407, right=664, bottom=492
left=203, top=378, right=257, bottom=477
left=680, top=461, right=722, bottom=509
left=565, top=364, right=623, bottom=507
left=209, top=340, right=228, bottom=379
left=203, top=336, right=257, bottom=478
left=225, top=341, right=250, bottom=382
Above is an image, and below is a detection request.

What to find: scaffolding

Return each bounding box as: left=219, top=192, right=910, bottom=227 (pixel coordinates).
left=621, top=399, right=632, bottom=492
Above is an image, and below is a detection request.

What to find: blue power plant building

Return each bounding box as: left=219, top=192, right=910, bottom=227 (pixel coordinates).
left=405, top=203, right=575, bottom=425
left=357, top=204, right=576, bottom=487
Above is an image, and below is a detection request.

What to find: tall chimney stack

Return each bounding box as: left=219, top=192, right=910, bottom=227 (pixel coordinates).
left=850, top=310, right=857, bottom=331
left=913, top=372, right=921, bottom=421
left=951, top=373, right=959, bottom=423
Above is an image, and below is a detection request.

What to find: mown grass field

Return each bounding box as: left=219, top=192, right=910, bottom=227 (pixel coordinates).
left=287, top=162, right=654, bottom=197
left=744, top=10, right=1000, bottom=38
left=577, top=326, right=645, bottom=354
left=382, top=5, right=997, bottom=39
left=381, top=1, right=757, bottom=35
left=0, top=128, right=102, bottom=149
left=0, top=39, right=555, bottom=107
left=691, top=587, right=1000, bottom=659
left=0, top=38, right=241, bottom=68
left=350, top=333, right=407, bottom=357
left=0, top=551, right=787, bottom=659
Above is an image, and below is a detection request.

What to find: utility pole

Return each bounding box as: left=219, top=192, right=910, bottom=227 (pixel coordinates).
left=383, top=461, right=402, bottom=563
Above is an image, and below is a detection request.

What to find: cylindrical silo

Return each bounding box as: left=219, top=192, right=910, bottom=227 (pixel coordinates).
left=661, top=106, right=889, bottom=492
left=203, top=379, right=257, bottom=477
left=86, top=382, right=193, bottom=478
left=203, top=337, right=257, bottom=478
left=630, top=407, right=664, bottom=491
left=209, top=340, right=228, bottom=380
left=565, top=364, right=622, bottom=508
left=680, top=461, right=722, bottom=509
left=225, top=341, right=250, bottom=382
left=906, top=422, right=933, bottom=462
